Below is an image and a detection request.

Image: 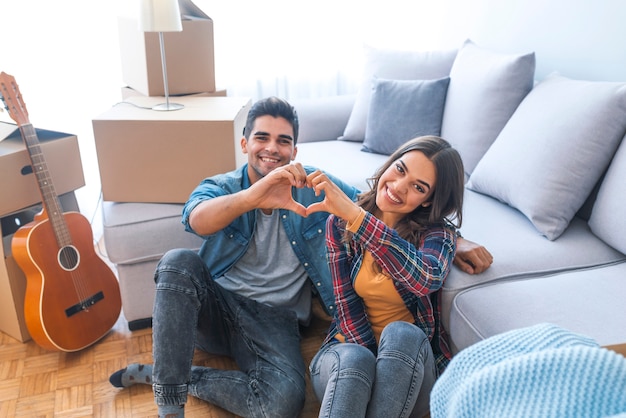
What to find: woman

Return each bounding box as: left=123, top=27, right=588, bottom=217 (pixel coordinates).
left=306, top=136, right=465, bottom=418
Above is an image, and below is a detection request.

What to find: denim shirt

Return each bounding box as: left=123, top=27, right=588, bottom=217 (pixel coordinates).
left=181, top=163, right=360, bottom=315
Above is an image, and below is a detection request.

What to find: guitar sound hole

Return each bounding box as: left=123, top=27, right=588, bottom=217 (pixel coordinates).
left=58, top=246, right=80, bottom=271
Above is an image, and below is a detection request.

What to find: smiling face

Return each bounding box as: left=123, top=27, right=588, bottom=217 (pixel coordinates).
left=241, top=115, right=298, bottom=184
left=375, top=150, right=437, bottom=227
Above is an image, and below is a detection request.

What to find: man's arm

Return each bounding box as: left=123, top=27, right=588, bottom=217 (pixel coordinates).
left=189, top=163, right=309, bottom=235
left=453, top=237, right=493, bottom=274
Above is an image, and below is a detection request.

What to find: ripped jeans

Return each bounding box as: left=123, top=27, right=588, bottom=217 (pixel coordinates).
left=309, top=321, right=437, bottom=418
left=151, top=248, right=306, bottom=418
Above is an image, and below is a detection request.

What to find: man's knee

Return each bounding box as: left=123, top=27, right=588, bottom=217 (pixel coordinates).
left=157, top=248, right=200, bottom=270
left=155, top=249, right=205, bottom=284
left=254, top=375, right=306, bottom=418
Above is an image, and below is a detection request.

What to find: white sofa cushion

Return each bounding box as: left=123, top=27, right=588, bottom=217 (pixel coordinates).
left=362, top=77, right=450, bottom=155
left=467, top=73, right=626, bottom=240
left=441, top=39, right=535, bottom=176
left=340, top=45, right=456, bottom=142
left=589, top=135, right=626, bottom=254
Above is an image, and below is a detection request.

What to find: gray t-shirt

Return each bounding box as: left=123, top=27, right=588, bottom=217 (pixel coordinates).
left=216, top=209, right=312, bottom=323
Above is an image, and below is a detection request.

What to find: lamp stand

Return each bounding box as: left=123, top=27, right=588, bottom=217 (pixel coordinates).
left=152, top=32, right=184, bottom=111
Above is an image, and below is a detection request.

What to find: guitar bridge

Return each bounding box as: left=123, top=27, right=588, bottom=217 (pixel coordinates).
left=65, top=291, right=105, bottom=317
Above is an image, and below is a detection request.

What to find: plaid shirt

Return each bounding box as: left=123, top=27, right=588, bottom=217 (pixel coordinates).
left=322, top=211, right=456, bottom=373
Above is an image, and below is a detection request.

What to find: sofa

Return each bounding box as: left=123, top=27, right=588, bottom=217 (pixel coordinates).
left=102, top=40, right=626, bottom=356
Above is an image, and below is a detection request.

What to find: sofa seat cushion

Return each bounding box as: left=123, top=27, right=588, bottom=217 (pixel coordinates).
left=296, top=140, right=388, bottom=191
left=442, top=189, right=626, bottom=330
left=448, top=261, right=626, bottom=353
left=102, top=201, right=203, bottom=265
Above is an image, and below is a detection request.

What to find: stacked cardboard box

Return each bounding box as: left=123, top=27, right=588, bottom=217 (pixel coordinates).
left=118, top=0, right=217, bottom=97
left=92, top=95, right=251, bottom=203
left=98, top=0, right=253, bottom=204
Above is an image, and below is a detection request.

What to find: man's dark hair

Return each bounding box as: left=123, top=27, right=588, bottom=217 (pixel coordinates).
left=243, top=96, right=299, bottom=144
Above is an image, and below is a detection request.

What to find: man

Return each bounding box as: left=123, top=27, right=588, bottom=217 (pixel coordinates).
left=109, top=97, right=492, bottom=418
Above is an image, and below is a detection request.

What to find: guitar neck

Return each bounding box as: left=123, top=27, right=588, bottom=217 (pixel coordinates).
left=19, top=122, right=72, bottom=248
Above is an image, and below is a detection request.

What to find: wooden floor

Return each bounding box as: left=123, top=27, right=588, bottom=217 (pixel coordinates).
left=0, top=304, right=329, bottom=418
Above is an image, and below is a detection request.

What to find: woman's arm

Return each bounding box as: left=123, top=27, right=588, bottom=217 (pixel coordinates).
left=326, top=215, right=377, bottom=350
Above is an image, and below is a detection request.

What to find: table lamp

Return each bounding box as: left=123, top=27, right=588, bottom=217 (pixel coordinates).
left=139, top=0, right=184, bottom=111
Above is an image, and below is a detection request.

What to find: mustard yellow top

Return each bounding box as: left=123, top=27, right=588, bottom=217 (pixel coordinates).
left=335, top=208, right=413, bottom=344
left=353, top=251, right=414, bottom=343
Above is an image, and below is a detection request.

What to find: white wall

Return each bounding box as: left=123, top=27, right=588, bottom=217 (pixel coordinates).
left=2, top=0, right=626, bottom=226
left=439, top=0, right=626, bottom=82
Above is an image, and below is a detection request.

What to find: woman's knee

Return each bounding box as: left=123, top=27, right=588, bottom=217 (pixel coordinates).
left=324, top=343, right=377, bottom=381
left=380, top=321, right=428, bottom=350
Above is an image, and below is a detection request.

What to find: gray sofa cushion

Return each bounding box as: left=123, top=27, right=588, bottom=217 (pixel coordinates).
left=102, top=201, right=203, bottom=264
left=589, top=135, right=626, bottom=254
left=341, top=45, right=457, bottom=142
left=441, top=39, right=535, bottom=176
left=442, top=189, right=626, bottom=331
left=102, top=202, right=205, bottom=325
left=449, top=262, right=626, bottom=352
left=362, top=77, right=450, bottom=155
left=467, top=73, right=626, bottom=240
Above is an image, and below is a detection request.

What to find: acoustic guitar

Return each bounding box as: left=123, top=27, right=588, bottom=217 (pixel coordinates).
left=0, top=72, right=121, bottom=352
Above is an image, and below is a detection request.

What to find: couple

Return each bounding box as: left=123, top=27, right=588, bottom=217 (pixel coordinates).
left=109, top=97, right=493, bottom=418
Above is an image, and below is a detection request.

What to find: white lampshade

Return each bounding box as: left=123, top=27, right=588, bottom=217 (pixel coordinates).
left=140, top=0, right=183, bottom=33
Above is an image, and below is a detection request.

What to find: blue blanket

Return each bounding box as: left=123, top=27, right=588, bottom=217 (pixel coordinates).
left=431, top=323, right=626, bottom=418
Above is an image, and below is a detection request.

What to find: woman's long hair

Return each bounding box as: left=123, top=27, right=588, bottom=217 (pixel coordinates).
left=355, top=135, right=465, bottom=244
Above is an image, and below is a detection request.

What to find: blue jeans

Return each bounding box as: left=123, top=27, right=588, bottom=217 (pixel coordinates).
left=310, top=321, right=437, bottom=418
left=152, top=249, right=306, bottom=418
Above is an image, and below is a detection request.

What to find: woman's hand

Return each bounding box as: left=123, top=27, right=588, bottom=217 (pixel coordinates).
left=305, top=170, right=361, bottom=221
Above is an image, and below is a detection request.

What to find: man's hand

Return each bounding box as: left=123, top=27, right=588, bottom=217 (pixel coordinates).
left=246, top=163, right=309, bottom=217
left=454, top=237, right=493, bottom=274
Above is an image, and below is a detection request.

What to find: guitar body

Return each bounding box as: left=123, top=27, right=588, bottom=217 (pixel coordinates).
left=12, top=211, right=121, bottom=352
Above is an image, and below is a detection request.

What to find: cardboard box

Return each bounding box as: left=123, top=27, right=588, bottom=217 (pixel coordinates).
left=0, top=192, right=79, bottom=342
left=92, top=96, right=251, bottom=203
left=118, top=0, right=216, bottom=97
left=120, top=86, right=227, bottom=100
left=0, top=122, right=85, bottom=217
